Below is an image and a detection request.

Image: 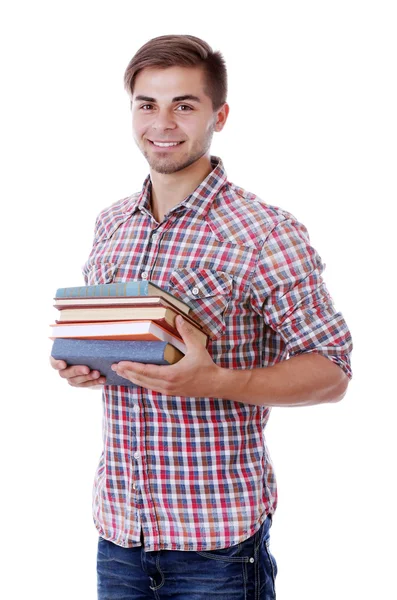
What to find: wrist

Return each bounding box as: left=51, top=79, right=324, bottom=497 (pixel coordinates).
left=214, top=365, right=252, bottom=402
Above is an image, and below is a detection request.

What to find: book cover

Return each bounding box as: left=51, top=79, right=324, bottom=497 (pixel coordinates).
left=51, top=338, right=183, bottom=386
left=55, top=280, right=191, bottom=314
left=50, top=320, right=187, bottom=354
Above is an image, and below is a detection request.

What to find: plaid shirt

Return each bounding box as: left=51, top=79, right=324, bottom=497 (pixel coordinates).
left=82, top=156, right=352, bottom=552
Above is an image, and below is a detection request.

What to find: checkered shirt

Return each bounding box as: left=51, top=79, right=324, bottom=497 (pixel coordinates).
left=82, top=156, right=352, bottom=552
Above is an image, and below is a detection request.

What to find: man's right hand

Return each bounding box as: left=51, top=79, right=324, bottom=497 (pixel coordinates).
left=50, top=356, right=106, bottom=388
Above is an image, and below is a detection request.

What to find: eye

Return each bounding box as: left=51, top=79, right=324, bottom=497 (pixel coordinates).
left=140, top=104, right=154, bottom=111
left=176, top=105, right=193, bottom=111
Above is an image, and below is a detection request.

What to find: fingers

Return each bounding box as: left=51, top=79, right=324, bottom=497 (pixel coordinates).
left=114, top=361, right=172, bottom=386
left=67, top=375, right=107, bottom=388
left=50, top=356, right=106, bottom=387
left=115, top=361, right=165, bottom=380
left=57, top=364, right=90, bottom=379
left=112, top=361, right=175, bottom=394
left=64, top=369, right=107, bottom=387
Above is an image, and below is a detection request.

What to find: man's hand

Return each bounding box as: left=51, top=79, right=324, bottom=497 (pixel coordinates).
left=50, top=356, right=106, bottom=388
left=111, top=316, right=222, bottom=397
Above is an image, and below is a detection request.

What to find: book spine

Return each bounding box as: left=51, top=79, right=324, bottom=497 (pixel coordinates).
left=55, top=281, right=150, bottom=298
left=51, top=338, right=173, bottom=362
left=51, top=339, right=176, bottom=386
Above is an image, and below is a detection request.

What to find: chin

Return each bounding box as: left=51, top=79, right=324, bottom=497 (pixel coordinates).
left=148, top=150, right=208, bottom=175
left=150, top=162, right=188, bottom=175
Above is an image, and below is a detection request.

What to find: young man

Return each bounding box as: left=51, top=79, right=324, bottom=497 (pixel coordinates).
left=51, top=35, right=352, bottom=599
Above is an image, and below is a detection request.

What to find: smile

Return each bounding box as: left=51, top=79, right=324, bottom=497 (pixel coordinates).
left=149, top=140, right=185, bottom=147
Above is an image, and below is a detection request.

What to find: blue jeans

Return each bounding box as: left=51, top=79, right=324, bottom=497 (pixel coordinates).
left=97, top=515, right=277, bottom=599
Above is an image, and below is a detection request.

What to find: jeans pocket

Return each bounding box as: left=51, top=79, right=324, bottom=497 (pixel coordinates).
left=195, top=534, right=255, bottom=564
left=196, top=550, right=250, bottom=563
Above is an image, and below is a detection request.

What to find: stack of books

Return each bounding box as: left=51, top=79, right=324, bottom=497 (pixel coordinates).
left=50, top=280, right=208, bottom=386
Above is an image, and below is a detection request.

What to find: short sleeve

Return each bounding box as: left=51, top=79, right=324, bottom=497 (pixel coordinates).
left=250, top=217, right=353, bottom=379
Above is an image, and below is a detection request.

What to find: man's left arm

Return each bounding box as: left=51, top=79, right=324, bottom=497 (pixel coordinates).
left=112, top=316, right=350, bottom=407
left=231, top=215, right=353, bottom=406
left=112, top=217, right=353, bottom=406
left=215, top=350, right=350, bottom=407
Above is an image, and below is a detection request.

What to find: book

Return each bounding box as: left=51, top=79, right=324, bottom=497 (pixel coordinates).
left=51, top=338, right=183, bottom=386
left=53, top=295, right=189, bottom=314
left=55, top=280, right=191, bottom=314
left=50, top=320, right=187, bottom=354
left=55, top=305, right=208, bottom=347
left=54, top=297, right=201, bottom=325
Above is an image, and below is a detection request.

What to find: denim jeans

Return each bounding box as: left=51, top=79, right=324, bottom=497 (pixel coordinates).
left=97, top=515, right=277, bottom=599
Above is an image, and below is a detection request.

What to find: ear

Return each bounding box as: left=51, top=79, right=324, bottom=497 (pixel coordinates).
left=214, top=103, right=230, bottom=132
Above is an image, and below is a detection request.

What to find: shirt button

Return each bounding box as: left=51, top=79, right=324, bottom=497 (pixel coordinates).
left=141, top=272, right=148, bottom=280
left=192, top=287, right=199, bottom=295
left=134, top=452, right=141, bottom=460
left=249, top=557, right=255, bottom=563
left=133, top=405, right=139, bottom=412
left=152, top=233, right=158, bottom=241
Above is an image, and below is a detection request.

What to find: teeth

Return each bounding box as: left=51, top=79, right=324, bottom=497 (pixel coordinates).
left=152, top=141, right=181, bottom=147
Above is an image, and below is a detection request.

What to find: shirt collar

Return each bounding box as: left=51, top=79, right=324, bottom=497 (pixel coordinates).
left=123, top=156, right=228, bottom=218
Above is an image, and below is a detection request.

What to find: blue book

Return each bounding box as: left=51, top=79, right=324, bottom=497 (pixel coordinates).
left=55, top=280, right=191, bottom=314
left=51, top=338, right=183, bottom=387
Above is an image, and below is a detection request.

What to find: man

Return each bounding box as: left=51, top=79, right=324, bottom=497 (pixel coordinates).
left=51, top=34, right=352, bottom=599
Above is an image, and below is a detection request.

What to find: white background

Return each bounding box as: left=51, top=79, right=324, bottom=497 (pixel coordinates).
left=1, top=1, right=396, bottom=598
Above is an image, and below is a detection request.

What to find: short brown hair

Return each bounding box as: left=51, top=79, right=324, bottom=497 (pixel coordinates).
left=124, top=34, right=227, bottom=110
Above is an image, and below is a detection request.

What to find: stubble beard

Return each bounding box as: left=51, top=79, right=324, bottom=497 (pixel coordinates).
left=141, top=126, right=215, bottom=175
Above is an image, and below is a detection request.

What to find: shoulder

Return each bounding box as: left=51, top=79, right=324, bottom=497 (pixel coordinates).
left=93, top=192, right=140, bottom=241
left=208, top=181, right=304, bottom=249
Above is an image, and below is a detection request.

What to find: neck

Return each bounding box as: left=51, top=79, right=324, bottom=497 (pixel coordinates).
left=149, top=154, right=213, bottom=223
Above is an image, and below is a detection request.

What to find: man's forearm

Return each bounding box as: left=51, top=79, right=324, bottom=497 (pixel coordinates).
left=111, top=318, right=350, bottom=403
left=215, top=353, right=349, bottom=407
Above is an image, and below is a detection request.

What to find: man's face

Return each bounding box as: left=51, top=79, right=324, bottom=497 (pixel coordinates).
left=131, top=66, right=228, bottom=174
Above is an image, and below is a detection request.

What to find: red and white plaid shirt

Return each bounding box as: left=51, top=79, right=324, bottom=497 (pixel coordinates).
left=82, top=156, right=352, bottom=552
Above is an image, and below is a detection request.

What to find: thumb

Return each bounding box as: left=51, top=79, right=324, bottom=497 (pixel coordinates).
left=175, top=315, right=201, bottom=349
left=50, top=356, right=67, bottom=370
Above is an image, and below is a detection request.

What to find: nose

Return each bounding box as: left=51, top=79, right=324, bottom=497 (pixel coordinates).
left=151, top=109, right=177, bottom=132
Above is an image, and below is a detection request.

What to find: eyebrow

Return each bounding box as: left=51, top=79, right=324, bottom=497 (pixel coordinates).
left=134, top=94, right=201, bottom=103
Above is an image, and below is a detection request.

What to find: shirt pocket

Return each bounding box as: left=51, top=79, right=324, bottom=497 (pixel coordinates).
left=169, top=268, right=233, bottom=339
left=85, top=262, right=117, bottom=286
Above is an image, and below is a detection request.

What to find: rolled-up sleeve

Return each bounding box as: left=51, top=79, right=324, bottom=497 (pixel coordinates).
left=250, top=217, right=353, bottom=379
left=81, top=214, right=102, bottom=286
